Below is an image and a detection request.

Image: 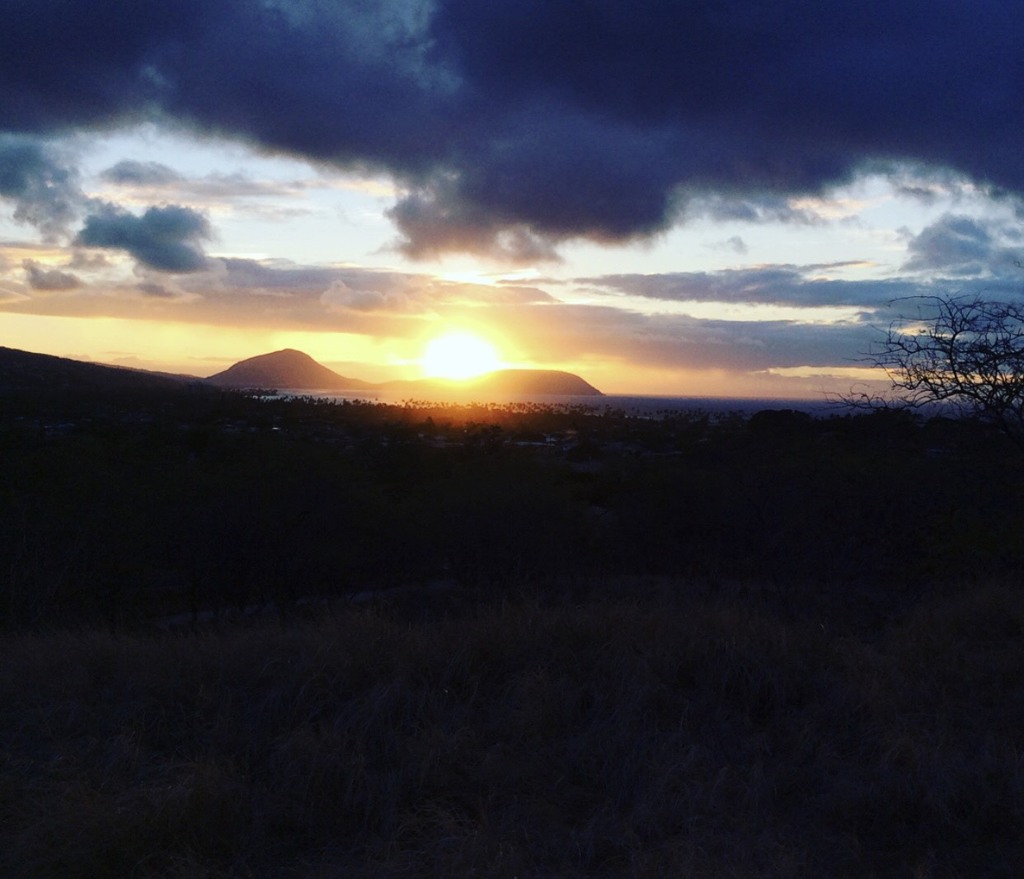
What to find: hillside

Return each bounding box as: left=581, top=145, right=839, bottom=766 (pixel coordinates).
left=0, top=346, right=192, bottom=393
left=205, top=349, right=372, bottom=390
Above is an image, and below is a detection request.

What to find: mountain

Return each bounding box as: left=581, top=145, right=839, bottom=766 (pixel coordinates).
left=204, top=349, right=373, bottom=390
left=0, top=345, right=602, bottom=399
left=470, top=369, right=602, bottom=396
left=383, top=369, right=603, bottom=397
left=207, top=349, right=603, bottom=396
left=0, top=346, right=193, bottom=393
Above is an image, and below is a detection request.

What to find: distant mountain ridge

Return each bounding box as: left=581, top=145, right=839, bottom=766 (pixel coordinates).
left=0, top=346, right=603, bottom=398
left=206, top=348, right=602, bottom=396
left=382, top=369, right=602, bottom=397
left=0, top=346, right=193, bottom=393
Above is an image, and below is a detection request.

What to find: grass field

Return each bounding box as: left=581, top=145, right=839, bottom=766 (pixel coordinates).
left=3, top=580, right=1022, bottom=878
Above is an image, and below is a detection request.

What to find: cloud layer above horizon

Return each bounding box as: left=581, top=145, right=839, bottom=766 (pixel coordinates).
left=2, top=0, right=1024, bottom=259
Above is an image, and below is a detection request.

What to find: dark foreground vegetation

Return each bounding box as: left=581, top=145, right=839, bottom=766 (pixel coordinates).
left=4, top=586, right=1023, bottom=878
left=2, top=377, right=1023, bottom=876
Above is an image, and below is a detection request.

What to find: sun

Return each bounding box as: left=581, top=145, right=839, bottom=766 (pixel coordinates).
left=421, top=331, right=501, bottom=380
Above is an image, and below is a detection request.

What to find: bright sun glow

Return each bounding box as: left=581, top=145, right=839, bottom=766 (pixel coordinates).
left=421, top=332, right=501, bottom=380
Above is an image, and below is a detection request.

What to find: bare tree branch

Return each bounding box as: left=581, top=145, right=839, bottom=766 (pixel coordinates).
left=861, top=294, right=1024, bottom=445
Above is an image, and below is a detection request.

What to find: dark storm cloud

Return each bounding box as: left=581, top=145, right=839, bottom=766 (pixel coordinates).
left=2, top=1, right=1024, bottom=256
left=387, top=182, right=562, bottom=263
left=0, top=135, right=83, bottom=239
left=902, top=214, right=1023, bottom=276
left=75, top=204, right=211, bottom=272
left=22, top=259, right=81, bottom=291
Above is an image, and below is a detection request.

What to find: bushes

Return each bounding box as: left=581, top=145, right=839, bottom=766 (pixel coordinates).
left=4, top=391, right=1024, bottom=629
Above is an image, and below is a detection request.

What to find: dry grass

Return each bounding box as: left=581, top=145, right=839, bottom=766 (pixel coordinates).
left=2, top=583, right=1022, bottom=877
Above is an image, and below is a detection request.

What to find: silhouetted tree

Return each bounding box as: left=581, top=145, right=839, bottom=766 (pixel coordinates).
left=865, top=295, right=1024, bottom=446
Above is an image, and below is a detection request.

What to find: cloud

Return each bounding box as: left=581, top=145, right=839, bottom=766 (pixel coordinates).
left=710, top=236, right=748, bottom=255
left=579, top=266, right=919, bottom=309
left=100, top=160, right=314, bottom=203
left=137, top=281, right=175, bottom=298
left=0, top=252, right=559, bottom=343
left=387, top=182, right=562, bottom=263
left=199, top=258, right=556, bottom=314
left=902, top=214, right=1022, bottom=276
left=9, top=243, right=1015, bottom=381
left=685, top=195, right=826, bottom=226
left=22, top=259, right=82, bottom=291
left=0, top=134, right=83, bottom=239
left=3, top=2, right=1024, bottom=258
left=101, top=160, right=183, bottom=187
left=75, top=204, right=211, bottom=272
left=478, top=298, right=879, bottom=374
left=68, top=250, right=112, bottom=270
left=0, top=139, right=224, bottom=273
left=210, top=257, right=343, bottom=294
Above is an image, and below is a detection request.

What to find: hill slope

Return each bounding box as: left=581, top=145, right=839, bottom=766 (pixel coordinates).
left=0, top=346, right=192, bottom=393
left=205, top=349, right=372, bottom=390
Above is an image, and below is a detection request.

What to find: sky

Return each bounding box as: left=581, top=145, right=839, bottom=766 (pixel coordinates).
left=2, top=1, right=1024, bottom=398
